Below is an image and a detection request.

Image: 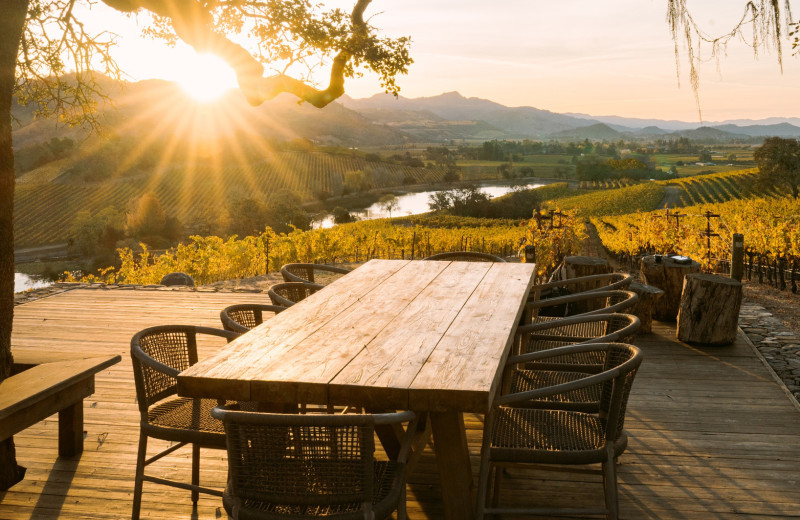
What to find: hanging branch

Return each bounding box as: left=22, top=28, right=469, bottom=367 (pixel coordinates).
left=666, top=0, right=792, bottom=119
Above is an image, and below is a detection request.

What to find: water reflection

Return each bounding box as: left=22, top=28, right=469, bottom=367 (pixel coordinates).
left=15, top=272, right=51, bottom=293
left=313, top=182, right=544, bottom=229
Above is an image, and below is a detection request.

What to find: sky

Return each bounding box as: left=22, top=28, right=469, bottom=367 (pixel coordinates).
left=83, top=0, right=800, bottom=123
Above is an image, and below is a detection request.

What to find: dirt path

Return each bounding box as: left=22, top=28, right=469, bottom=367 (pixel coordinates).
left=581, top=221, right=621, bottom=270
left=658, top=185, right=682, bottom=209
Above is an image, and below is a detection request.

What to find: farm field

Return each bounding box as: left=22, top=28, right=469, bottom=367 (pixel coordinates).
left=458, top=154, right=575, bottom=179
left=13, top=151, right=449, bottom=248
left=651, top=147, right=756, bottom=177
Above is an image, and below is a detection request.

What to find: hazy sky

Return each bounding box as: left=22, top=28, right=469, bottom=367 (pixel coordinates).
left=86, top=0, right=800, bottom=122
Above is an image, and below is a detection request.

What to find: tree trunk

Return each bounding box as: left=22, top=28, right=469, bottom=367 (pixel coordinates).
left=0, top=0, right=29, bottom=491
left=640, top=255, right=701, bottom=321
left=676, top=273, right=743, bottom=345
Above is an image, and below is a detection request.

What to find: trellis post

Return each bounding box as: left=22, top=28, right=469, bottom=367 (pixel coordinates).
left=731, top=233, right=744, bottom=281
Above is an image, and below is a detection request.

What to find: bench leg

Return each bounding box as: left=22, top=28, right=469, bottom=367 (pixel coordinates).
left=58, top=401, right=84, bottom=457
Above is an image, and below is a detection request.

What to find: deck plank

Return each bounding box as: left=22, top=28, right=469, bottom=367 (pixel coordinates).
left=1, top=288, right=800, bottom=519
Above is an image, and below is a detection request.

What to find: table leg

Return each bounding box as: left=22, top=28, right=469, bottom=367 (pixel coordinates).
left=430, top=411, right=474, bottom=520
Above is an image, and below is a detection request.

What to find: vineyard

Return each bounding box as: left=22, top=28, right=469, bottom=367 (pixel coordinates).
left=67, top=209, right=585, bottom=285
left=541, top=182, right=665, bottom=217
left=592, top=197, right=800, bottom=268
left=657, top=168, right=785, bottom=206
left=13, top=151, right=447, bottom=247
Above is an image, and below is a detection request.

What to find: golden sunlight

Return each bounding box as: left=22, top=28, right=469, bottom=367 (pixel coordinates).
left=175, top=52, right=238, bottom=102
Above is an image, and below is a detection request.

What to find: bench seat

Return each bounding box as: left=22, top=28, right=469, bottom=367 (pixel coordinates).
left=1, top=354, right=120, bottom=457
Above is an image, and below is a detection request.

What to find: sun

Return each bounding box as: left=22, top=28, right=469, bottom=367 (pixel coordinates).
left=175, top=52, right=238, bottom=102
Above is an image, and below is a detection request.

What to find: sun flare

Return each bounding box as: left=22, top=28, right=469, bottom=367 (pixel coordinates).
left=175, top=52, right=238, bottom=102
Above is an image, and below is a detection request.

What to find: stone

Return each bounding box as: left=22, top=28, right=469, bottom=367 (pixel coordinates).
left=159, top=272, right=196, bottom=287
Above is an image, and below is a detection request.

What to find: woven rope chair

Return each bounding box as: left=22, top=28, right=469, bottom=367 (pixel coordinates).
left=211, top=407, right=417, bottom=520
left=221, top=304, right=286, bottom=335
left=476, top=342, right=643, bottom=520
left=524, top=289, right=638, bottom=325
left=423, top=251, right=506, bottom=262
left=280, top=263, right=352, bottom=285
left=504, top=314, right=640, bottom=412
left=268, top=282, right=323, bottom=308
left=530, top=272, right=633, bottom=301
left=130, top=325, right=239, bottom=519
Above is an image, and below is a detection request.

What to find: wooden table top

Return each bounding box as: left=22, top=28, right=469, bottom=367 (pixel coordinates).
left=178, top=259, right=536, bottom=413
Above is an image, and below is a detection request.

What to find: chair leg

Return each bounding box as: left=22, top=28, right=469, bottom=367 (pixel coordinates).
left=397, top=481, right=408, bottom=520
left=191, top=443, right=200, bottom=503
left=491, top=466, right=503, bottom=509
left=603, top=451, right=619, bottom=520
left=132, top=432, right=148, bottom=520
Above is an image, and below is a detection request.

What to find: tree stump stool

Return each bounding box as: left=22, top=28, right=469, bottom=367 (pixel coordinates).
left=560, top=256, right=612, bottom=285
left=628, top=281, right=664, bottom=334
left=559, top=256, right=612, bottom=314
left=640, top=255, right=701, bottom=321
left=677, top=273, right=742, bottom=345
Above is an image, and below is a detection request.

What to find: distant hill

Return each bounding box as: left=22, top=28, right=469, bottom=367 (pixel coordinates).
left=12, top=79, right=800, bottom=153
left=339, top=91, right=598, bottom=138
left=636, top=126, right=671, bottom=136
left=710, top=122, right=800, bottom=137
left=668, top=126, right=750, bottom=141
left=548, top=123, right=625, bottom=140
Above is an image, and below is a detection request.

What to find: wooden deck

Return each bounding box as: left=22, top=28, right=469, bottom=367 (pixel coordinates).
left=2, top=287, right=800, bottom=519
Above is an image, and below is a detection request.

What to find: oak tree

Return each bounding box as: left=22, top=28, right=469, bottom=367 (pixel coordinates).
left=753, top=136, right=800, bottom=199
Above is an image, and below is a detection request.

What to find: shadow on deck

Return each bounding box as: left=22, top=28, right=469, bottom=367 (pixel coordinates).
left=2, top=288, right=800, bottom=519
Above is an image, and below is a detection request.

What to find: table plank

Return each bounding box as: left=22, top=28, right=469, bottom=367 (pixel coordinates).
left=248, top=260, right=451, bottom=403
left=178, top=259, right=409, bottom=400
left=329, top=261, right=493, bottom=409
left=409, top=262, right=536, bottom=413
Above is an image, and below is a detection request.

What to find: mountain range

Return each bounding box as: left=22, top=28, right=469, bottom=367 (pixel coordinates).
left=338, top=91, right=800, bottom=142
left=11, top=80, right=800, bottom=150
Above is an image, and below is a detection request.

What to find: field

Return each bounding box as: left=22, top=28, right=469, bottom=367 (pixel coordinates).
left=458, top=154, right=575, bottom=179
left=13, top=151, right=449, bottom=248
left=651, top=147, right=756, bottom=177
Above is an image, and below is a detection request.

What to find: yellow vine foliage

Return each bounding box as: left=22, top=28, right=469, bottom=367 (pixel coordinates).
left=68, top=218, right=541, bottom=285
left=520, top=209, right=587, bottom=278
left=592, top=196, right=800, bottom=268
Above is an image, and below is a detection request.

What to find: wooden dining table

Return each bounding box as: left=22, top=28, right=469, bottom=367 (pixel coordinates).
left=178, top=258, right=536, bottom=519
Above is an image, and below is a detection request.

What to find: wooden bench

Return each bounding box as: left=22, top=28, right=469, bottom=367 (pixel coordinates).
left=1, top=352, right=120, bottom=457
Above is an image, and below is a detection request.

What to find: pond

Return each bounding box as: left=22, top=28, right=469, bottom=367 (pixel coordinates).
left=15, top=272, right=52, bottom=293
left=313, top=181, right=546, bottom=229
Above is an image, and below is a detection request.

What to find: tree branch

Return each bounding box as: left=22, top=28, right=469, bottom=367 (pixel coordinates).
left=103, top=0, right=374, bottom=107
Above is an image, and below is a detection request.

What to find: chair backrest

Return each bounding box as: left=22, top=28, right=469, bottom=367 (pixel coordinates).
left=211, top=408, right=414, bottom=511
left=280, top=263, right=352, bottom=284
left=534, top=272, right=632, bottom=299
left=510, top=313, right=640, bottom=364
left=220, top=304, right=285, bottom=334
left=130, top=325, right=237, bottom=418
left=131, top=325, right=199, bottom=418
left=530, top=289, right=638, bottom=319
left=423, top=251, right=506, bottom=262
left=268, top=282, right=323, bottom=308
